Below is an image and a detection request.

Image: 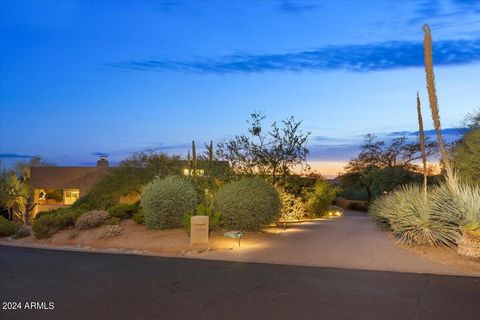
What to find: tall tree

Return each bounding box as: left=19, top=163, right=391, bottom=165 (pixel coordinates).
left=217, top=112, right=310, bottom=185
left=340, top=134, right=437, bottom=201
left=0, top=156, right=54, bottom=224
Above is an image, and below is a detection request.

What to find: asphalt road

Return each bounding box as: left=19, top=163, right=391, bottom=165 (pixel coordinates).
left=1, top=246, right=479, bottom=320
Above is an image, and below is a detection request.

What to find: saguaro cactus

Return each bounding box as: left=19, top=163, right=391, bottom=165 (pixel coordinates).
left=192, top=140, right=197, bottom=176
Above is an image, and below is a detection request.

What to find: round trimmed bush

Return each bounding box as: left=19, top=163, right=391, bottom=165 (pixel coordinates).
left=0, top=216, right=18, bottom=237
left=141, top=176, right=198, bottom=229
left=213, top=178, right=280, bottom=231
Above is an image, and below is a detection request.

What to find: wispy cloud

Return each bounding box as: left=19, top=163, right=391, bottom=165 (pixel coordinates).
left=108, top=38, right=480, bottom=74
left=0, top=153, right=33, bottom=159
left=277, top=1, right=319, bottom=14
left=91, top=152, right=109, bottom=157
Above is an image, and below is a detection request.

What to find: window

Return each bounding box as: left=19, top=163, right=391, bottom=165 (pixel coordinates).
left=64, top=189, right=80, bottom=205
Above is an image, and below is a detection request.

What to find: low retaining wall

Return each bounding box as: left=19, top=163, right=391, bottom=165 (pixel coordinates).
left=335, top=197, right=368, bottom=211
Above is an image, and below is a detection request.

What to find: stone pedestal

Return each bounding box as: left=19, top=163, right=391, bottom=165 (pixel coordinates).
left=190, top=216, right=209, bottom=245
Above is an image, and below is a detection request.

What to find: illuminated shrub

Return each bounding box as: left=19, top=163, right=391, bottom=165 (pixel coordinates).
left=213, top=178, right=280, bottom=231
left=306, top=178, right=338, bottom=217
left=0, top=216, right=18, bottom=237
left=75, top=210, right=109, bottom=230
left=141, top=176, right=198, bottom=229
left=278, top=188, right=306, bottom=221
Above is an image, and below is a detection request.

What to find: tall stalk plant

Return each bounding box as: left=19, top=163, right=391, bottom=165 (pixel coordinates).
left=422, top=24, right=454, bottom=187
left=416, top=92, right=428, bottom=202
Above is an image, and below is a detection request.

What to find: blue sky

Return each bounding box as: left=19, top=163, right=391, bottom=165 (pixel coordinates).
left=1, top=0, right=479, bottom=176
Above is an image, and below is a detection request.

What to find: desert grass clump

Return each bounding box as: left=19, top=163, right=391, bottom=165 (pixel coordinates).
left=370, top=184, right=458, bottom=247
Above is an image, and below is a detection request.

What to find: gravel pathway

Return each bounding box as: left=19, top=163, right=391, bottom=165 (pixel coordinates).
left=206, top=210, right=479, bottom=276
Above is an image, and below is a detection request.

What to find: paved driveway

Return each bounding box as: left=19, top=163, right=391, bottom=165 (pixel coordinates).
left=205, top=210, right=479, bottom=276
left=1, top=246, right=479, bottom=320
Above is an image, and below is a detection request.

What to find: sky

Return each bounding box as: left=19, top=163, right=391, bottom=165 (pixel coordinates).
left=1, top=0, right=479, bottom=177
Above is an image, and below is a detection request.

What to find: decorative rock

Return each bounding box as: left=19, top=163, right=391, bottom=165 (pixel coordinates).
left=101, top=225, right=123, bottom=239
left=458, top=231, right=480, bottom=259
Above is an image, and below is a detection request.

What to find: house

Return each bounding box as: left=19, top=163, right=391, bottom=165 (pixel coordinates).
left=30, top=157, right=110, bottom=216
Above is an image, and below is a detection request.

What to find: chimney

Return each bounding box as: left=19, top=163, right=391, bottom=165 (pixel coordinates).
left=97, top=156, right=109, bottom=168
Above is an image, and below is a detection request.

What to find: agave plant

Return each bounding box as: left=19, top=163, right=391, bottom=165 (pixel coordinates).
left=370, top=184, right=458, bottom=247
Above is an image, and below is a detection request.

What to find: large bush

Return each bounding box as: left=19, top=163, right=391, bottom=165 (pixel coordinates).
left=141, top=176, right=198, bottom=229
left=0, top=216, right=18, bottom=237
left=213, top=178, right=280, bottom=231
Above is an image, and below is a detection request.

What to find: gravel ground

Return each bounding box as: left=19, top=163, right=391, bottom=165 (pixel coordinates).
left=201, top=210, right=480, bottom=276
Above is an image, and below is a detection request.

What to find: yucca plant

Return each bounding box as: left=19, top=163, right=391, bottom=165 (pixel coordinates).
left=370, top=184, right=458, bottom=247
left=431, top=179, right=480, bottom=233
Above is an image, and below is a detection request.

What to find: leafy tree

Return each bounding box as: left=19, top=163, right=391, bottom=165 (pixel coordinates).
left=0, top=156, right=54, bottom=224
left=453, top=110, right=480, bottom=185
left=217, top=113, right=310, bottom=185
left=340, top=134, right=437, bottom=201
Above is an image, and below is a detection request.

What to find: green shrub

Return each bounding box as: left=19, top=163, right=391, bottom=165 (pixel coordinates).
left=13, top=225, right=31, bottom=239
left=306, top=178, right=338, bottom=217
left=278, top=188, right=306, bottom=221
left=369, top=184, right=458, bottom=247
left=32, top=215, right=59, bottom=239
left=54, top=210, right=81, bottom=228
left=32, top=208, right=84, bottom=238
left=104, top=216, right=120, bottom=225
left=132, top=211, right=145, bottom=225
left=183, top=203, right=221, bottom=234
left=0, top=216, right=18, bottom=237
left=107, top=203, right=139, bottom=220
left=75, top=210, right=109, bottom=230
left=141, top=176, right=198, bottom=229
left=213, top=178, right=280, bottom=231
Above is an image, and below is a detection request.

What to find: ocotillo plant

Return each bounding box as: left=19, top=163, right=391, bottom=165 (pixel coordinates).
left=416, top=92, right=428, bottom=202
left=422, top=24, right=454, bottom=186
